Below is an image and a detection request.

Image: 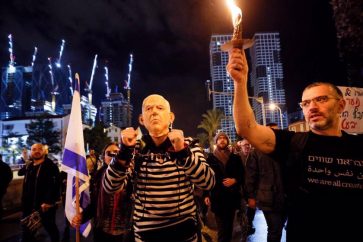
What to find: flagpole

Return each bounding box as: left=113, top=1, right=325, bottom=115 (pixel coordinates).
left=63, top=73, right=91, bottom=240
left=75, top=73, right=81, bottom=242
left=75, top=170, right=80, bottom=242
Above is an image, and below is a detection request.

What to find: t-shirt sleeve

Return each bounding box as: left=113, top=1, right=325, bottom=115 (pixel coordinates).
left=269, top=129, right=295, bottom=164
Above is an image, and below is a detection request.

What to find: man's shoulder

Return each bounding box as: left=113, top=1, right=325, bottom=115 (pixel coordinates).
left=44, top=158, right=59, bottom=170
left=342, top=131, right=363, bottom=141
left=0, top=162, right=11, bottom=175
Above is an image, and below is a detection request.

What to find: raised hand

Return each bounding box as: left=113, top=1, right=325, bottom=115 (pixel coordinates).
left=168, top=129, right=185, bottom=152
left=121, top=127, right=137, bottom=146
left=227, top=48, right=249, bottom=84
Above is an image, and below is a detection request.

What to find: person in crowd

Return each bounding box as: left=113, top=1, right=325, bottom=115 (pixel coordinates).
left=245, top=123, right=287, bottom=242
left=227, top=48, right=363, bottom=242
left=235, top=138, right=256, bottom=239
left=103, top=94, right=215, bottom=242
left=17, top=148, right=29, bottom=166
left=71, top=142, right=134, bottom=242
left=0, top=154, right=13, bottom=220
left=59, top=171, right=70, bottom=242
left=236, top=139, right=253, bottom=166
left=19, top=143, right=61, bottom=242
left=86, top=148, right=99, bottom=177
left=204, top=132, right=244, bottom=242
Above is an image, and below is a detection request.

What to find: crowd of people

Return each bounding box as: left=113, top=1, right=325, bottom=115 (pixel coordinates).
left=0, top=47, right=362, bottom=242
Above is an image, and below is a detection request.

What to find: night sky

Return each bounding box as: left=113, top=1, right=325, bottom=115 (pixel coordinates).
left=0, top=0, right=346, bottom=136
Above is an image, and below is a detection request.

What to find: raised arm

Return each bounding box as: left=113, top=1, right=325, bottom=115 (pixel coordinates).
left=227, top=48, right=276, bottom=154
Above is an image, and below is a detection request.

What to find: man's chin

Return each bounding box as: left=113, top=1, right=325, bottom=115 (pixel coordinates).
left=309, top=121, right=328, bottom=130
left=149, top=129, right=168, bottom=138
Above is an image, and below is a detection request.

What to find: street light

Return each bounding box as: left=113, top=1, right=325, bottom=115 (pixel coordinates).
left=205, top=80, right=266, bottom=125
left=269, top=103, right=283, bottom=129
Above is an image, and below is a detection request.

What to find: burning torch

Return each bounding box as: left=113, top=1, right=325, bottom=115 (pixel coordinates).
left=221, top=0, right=254, bottom=51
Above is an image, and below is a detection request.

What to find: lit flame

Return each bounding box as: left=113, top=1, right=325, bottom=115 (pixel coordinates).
left=226, top=0, right=242, bottom=28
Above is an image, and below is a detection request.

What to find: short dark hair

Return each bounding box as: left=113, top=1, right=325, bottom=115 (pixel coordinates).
left=303, top=82, right=343, bottom=98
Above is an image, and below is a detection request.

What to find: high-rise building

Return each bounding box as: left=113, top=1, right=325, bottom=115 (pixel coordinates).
left=209, top=32, right=287, bottom=142
left=0, top=66, right=32, bottom=119
left=249, top=32, right=287, bottom=129
left=1, top=64, right=74, bottom=119
left=100, top=92, right=132, bottom=129
left=62, top=95, right=97, bottom=126
left=209, top=35, right=237, bottom=141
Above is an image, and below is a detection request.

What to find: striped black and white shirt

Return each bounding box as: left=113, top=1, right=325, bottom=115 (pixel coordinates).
left=103, top=135, right=215, bottom=239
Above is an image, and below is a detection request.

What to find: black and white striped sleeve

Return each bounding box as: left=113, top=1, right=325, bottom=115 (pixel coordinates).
left=175, top=137, right=215, bottom=191
left=102, top=163, right=131, bottom=194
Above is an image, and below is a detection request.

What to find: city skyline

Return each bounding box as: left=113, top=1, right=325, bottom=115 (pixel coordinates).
left=0, top=0, right=346, bottom=136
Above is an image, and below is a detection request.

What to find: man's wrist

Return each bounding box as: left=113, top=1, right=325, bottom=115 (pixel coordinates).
left=117, top=143, right=134, bottom=162
left=170, top=145, right=191, bottom=166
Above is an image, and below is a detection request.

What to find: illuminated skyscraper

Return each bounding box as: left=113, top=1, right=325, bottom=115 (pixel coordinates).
left=100, top=92, right=132, bottom=129
left=209, top=35, right=236, bottom=141
left=249, top=32, right=287, bottom=128
left=0, top=66, right=32, bottom=119
left=209, top=32, right=287, bottom=142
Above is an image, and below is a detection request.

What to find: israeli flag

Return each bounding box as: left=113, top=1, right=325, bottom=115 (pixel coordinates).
left=62, top=74, right=91, bottom=237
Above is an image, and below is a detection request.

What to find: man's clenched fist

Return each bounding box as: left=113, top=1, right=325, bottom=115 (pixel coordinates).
left=168, top=129, right=185, bottom=152
left=121, top=127, right=137, bottom=146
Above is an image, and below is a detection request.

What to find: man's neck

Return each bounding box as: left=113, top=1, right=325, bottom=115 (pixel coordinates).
left=150, top=134, right=168, bottom=146
left=33, top=158, right=45, bottom=166
left=311, top=127, right=342, bottom=137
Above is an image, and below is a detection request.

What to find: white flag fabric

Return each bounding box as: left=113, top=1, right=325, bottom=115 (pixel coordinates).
left=62, top=80, right=91, bottom=237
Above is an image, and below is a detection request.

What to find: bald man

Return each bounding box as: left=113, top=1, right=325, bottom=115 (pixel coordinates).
left=103, top=94, right=215, bottom=242
left=20, top=143, right=60, bottom=242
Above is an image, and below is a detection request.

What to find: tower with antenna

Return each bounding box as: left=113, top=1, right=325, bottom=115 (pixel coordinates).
left=1, top=34, right=33, bottom=118
left=31, top=47, right=37, bottom=67
left=48, top=57, right=59, bottom=113
left=104, top=65, right=111, bottom=99
left=100, top=59, right=130, bottom=128
left=55, top=39, right=65, bottom=68
left=67, top=65, right=74, bottom=96
left=124, top=53, right=133, bottom=126
left=85, top=54, right=97, bottom=124
left=7, top=34, right=16, bottom=73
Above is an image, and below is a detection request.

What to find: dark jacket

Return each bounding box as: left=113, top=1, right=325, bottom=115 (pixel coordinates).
left=21, top=158, right=60, bottom=215
left=206, top=153, right=244, bottom=215
left=0, top=160, right=13, bottom=196
left=82, top=164, right=133, bottom=235
left=245, top=149, right=286, bottom=211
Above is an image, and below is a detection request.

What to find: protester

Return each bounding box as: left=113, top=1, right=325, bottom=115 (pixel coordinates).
left=60, top=171, right=70, bottom=242
left=0, top=154, right=13, bottom=220
left=17, top=148, right=29, bottom=166
left=227, top=48, right=363, bottom=242
left=204, top=132, right=244, bottom=242
left=19, top=143, right=61, bottom=242
left=245, top=123, right=287, bottom=242
left=103, top=94, right=215, bottom=242
left=86, top=148, right=99, bottom=177
left=71, top=142, right=133, bottom=242
left=235, top=138, right=256, bottom=239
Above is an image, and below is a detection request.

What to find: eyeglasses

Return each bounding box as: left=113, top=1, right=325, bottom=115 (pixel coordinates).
left=299, top=95, right=340, bottom=109
left=105, top=150, right=119, bottom=157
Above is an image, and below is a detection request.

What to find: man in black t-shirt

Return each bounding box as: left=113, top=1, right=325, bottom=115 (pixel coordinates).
left=227, top=48, right=363, bottom=242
